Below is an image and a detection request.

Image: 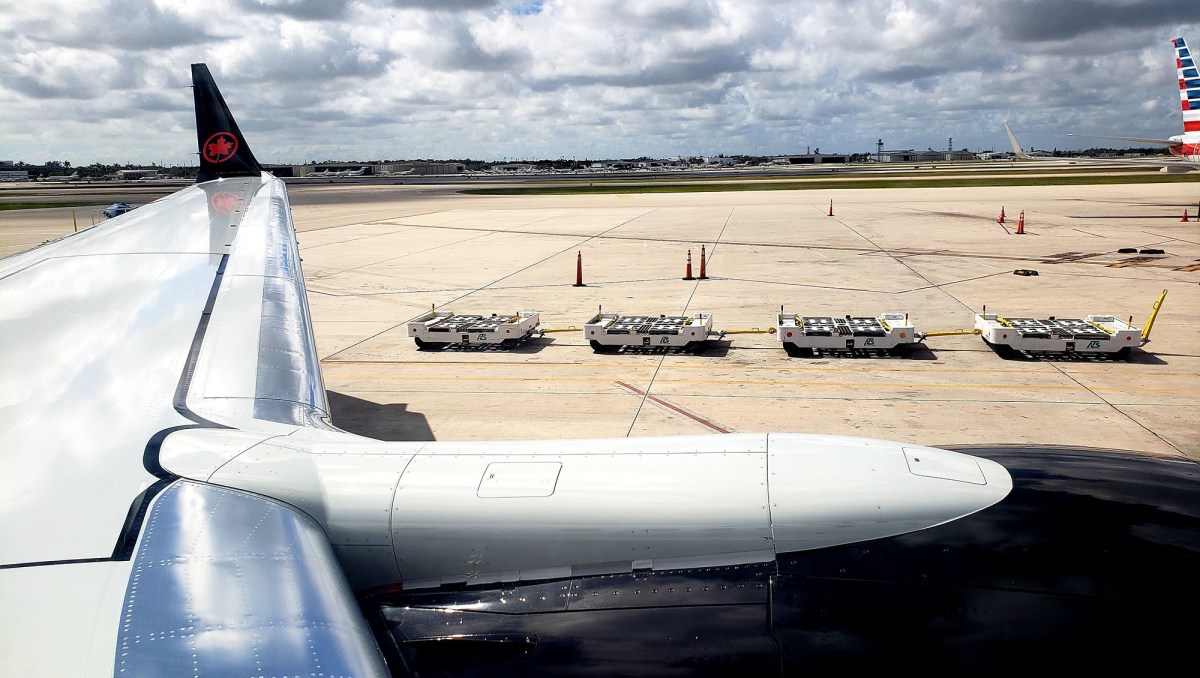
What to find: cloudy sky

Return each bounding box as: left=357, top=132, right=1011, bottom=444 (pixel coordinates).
left=1, top=0, right=1196, bottom=165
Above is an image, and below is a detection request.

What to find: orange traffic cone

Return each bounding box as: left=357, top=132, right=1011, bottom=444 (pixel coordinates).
left=1182, top=209, right=1190, bottom=222
left=698, top=244, right=708, bottom=280
left=998, top=206, right=1005, bottom=224
left=1016, top=210, right=1025, bottom=235
left=828, top=199, right=834, bottom=216
left=573, top=251, right=586, bottom=287
left=683, top=249, right=695, bottom=280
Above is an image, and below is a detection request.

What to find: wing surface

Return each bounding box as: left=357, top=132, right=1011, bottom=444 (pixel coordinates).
left=0, top=64, right=382, bottom=675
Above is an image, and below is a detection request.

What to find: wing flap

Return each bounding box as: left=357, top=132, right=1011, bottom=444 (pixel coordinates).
left=186, top=176, right=331, bottom=430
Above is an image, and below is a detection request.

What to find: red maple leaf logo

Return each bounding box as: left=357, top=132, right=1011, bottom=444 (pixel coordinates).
left=202, top=132, right=239, bottom=163
left=209, top=191, right=243, bottom=214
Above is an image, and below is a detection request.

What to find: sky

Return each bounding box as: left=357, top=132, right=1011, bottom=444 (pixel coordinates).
left=1, top=0, right=1197, bottom=165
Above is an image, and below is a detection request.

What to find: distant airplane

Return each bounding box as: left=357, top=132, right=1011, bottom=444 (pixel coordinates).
left=1002, top=121, right=1056, bottom=158
left=1, top=63, right=1197, bottom=676
left=37, top=171, right=79, bottom=182
left=310, top=165, right=369, bottom=177
left=1006, top=37, right=1199, bottom=172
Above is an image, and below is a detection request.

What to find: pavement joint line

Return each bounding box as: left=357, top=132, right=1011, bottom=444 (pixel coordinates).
left=301, top=224, right=425, bottom=250
left=323, top=373, right=1198, bottom=393
left=1046, top=362, right=1186, bottom=457
left=322, top=359, right=1197, bottom=376
left=711, top=277, right=884, bottom=293
left=896, top=271, right=1012, bottom=293
left=307, top=220, right=1195, bottom=269
left=323, top=208, right=658, bottom=360
left=309, top=229, right=498, bottom=280
left=629, top=206, right=738, bottom=437
left=307, top=275, right=728, bottom=298
left=329, top=388, right=1196, bottom=408
left=614, top=381, right=732, bottom=434
left=296, top=210, right=441, bottom=233
left=832, top=207, right=975, bottom=314
left=1143, top=231, right=1200, bottom=246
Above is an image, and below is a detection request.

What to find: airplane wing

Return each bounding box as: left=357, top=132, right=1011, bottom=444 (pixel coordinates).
left=1003, top=120, right=1197, bottom=171
left=1066, top=133, right=1181, bottom=146
left=0, top=64, right=387, bottom=677
left=999, top=38, right=1199, bottom=172
left=1003, top=119, right=1034, bottom=159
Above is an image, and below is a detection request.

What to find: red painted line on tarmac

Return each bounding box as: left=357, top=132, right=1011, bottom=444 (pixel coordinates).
left=615, top=381, right=732, bottom=434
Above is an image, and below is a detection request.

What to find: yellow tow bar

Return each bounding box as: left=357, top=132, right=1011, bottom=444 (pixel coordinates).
left=540, top=326, right=580, bottom=333
left=919, top=328, right=982, bottom=340
left=1141, top=289, right=1168, bottom=343
left=722, top=327, right=778, bottom=335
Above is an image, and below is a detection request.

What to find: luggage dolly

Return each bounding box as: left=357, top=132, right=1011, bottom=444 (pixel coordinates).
left=974, top=290, right=1166, bottom=360
left=776, top=310, right=919, bottom=357
left=584, top=310, right=722, bottom=353
left=408, top=309, right=542, bottom=350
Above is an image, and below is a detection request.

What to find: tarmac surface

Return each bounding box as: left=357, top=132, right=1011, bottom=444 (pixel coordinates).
left=3, top=176, right=1199, bottom=459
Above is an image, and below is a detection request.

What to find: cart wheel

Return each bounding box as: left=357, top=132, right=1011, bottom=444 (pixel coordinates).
left=415, top=338, right=445, bottom=351
left=590, top=340, right=617, bottom=354
left=783, top=343, right=810, bottom=357
left=983, top=339, right=1015, bottom=360
left=500, top=338, right=518, bottom=350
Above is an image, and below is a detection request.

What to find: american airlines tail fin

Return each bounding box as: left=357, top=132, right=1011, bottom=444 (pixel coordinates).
left=1176, top=37, right=1199, bottom=134
left=1002, top=121, right=1032, bottom=159
left=192, top=63, right=262, bottom=182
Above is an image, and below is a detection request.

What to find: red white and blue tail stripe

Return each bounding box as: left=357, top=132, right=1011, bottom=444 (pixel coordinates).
left=1176, top=38, right=1200, bottom=135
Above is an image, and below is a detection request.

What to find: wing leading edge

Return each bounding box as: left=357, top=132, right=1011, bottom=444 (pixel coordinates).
left=0, top=64, right=383, bottom=675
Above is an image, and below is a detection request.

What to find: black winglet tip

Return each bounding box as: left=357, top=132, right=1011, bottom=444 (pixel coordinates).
left=192, top=63, right=262, bottom=183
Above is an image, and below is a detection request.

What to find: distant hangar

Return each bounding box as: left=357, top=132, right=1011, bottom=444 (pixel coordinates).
left=265, top=161, right=465, bottom=177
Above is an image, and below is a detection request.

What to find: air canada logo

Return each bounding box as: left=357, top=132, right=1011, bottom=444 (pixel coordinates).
left=203, top=132, right=239, bottom=163
left=209, top=191, right=243, bottom=214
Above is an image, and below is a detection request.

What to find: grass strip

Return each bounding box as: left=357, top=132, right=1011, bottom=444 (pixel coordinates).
left=461, top=172, right=1200, bottom=196
left=0, top=201, right=104, bottom=211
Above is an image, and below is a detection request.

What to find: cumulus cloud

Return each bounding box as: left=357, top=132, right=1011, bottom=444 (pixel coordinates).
left=0, top=0, right=1195, bottom=164
left=235, top=0, right=353, bottom=21
left=995, top=0, right=1196, bottom=42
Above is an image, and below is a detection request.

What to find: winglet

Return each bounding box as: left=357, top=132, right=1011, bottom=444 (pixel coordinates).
left=1002, top=121, right=1032, bottom=159
left=192, top=63, right=262, bottom=183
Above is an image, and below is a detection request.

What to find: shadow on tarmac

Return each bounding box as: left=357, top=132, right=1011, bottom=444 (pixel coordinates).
left=327, top=391, right=436, bottom=442
left=982, top=344, right=1167, bottom=365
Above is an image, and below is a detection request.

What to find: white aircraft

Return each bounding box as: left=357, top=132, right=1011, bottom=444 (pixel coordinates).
left=1, top=64, right=1196, bottom=676
left=311, top=166, right=369, bottom=177
left=37, top=171, right=80, bottom=182
left=1005, top=37, right=1200, bottom=172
